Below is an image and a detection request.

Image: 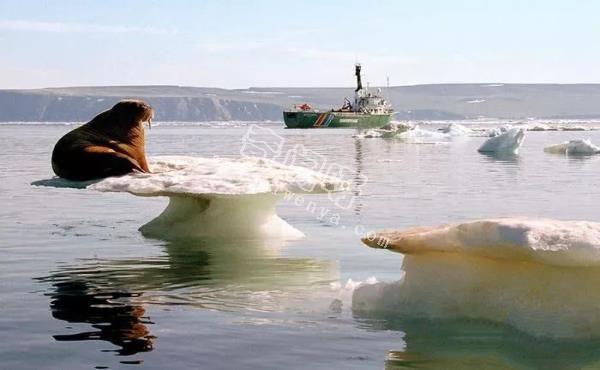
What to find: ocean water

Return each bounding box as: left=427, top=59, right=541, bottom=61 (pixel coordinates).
left=1, top=122, right=600, bottom=369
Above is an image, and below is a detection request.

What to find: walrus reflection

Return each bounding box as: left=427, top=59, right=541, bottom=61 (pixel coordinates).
left=51, top=100, right=154, bottom=181
left=48, top=279, right=155, bottom=356
left=39, top=236, right=337, bottom=360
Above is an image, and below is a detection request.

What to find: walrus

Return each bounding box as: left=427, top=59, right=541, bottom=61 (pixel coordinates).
left=52, top=100, right=154, bottom=181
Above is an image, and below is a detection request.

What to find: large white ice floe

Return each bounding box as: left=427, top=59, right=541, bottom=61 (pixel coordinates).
left=544, top=139, right=600, bottom=155
left=352, top=217, right=600, bottom=338
left=70, top=156, right=343, bottom=239
left=478, top=127, right=526, bottom=154
left=90, top=156, right=343, bottom=196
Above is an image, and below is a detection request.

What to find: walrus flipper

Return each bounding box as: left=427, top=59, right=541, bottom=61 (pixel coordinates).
left=97, top=152, right=146, bottom=178
left=84, top=146, right=146, bottom=179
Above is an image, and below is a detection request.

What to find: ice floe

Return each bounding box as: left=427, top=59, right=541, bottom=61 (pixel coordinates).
left=353, top=217, right=600, bottom=338
left=544, top=139, right=600, bottom=155
left=38, top=156, right=345, bottom=239
left=396, top=126, right=453, bottom=144
left=439, top=123, right=472, bottom=136
left=352, top=121, right=411, bottom=139
left=478, top=127, right=526, bottom=154
left=352, top=129, right=382, bottom=139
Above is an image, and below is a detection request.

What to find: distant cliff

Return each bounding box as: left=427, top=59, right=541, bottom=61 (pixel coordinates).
left=1, top=84, right=600, bottom=121
left=0, top=89, right=283, bottom=122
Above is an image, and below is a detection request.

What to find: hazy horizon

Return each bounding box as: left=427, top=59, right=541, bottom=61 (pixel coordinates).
left=6, top=82, right=600, bottom=92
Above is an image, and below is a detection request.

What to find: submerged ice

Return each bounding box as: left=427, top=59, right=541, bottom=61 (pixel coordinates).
left=89, top=156, right=344, bottom=239
left=353, top=218, right=600, bottom=338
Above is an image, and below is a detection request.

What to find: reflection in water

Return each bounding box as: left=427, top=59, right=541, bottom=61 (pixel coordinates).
left=87, top=237, right=339, bottom=310
left=48, top=280, right=155, bottom=356
left=565, top=154, right=600, bottom=163
left=353, top=138, right=365, bottom=217
left=354, top=315, right=600, bottom=370
left=39, top=236, right=337, bottom=359
left=479, top=151, right=521, bottom=164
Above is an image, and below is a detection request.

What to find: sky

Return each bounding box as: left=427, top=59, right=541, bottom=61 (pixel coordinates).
left=1, top=0, right=599, bottom=89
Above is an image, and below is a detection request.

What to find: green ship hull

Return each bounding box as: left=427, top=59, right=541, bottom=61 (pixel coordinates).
left=283, top=111, right=392, bottom=129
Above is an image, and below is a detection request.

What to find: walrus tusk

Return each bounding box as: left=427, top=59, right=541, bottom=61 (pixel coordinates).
left=148, top=119, right=152, bottom=129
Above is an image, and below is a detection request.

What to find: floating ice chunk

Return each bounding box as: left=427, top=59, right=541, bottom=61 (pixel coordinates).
left=440, top=123, right=472, bottom=136
left=519, top=120, right=600, bottom=131
left=396, top=126, right=452, bottom=144
left=327, top=277, right=379, bottom=313
left=484, top=125, right=510, bottom=137
left=562, top=126, right=587, bottom=131
left=377, top=122, right=411, bottom=138
left=353, top=218, right=600, bottom=338
left=352, top=129, right=382, bottom=138
left=363, top=130, right=383, bottom=138
left=86, top=156, right=345, bottom=239
left=544, top=139, right=600, bottom=155
left=527, top=123, right=592, bottom=131
left=482, top=128, right=502, bottom=137
left=527, top=123, right=555, bottom=131
left=360, top=218, right=600, bottom=266
left=478, top=127, right=525, bottom=154
left=379, top=121, right=412, bottom=132
left=352, top=121, right=411, bottom=139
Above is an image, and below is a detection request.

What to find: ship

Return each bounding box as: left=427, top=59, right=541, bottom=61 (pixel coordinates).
left=283, top=64, right=394, bottom=129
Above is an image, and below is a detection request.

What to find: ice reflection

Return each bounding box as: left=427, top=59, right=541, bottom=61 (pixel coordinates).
left=39, top=236, right=338, bottom=358
left=354, top=315, right=600, bottom=370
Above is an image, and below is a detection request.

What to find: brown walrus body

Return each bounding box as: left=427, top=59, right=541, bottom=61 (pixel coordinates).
left=52, top=100, right=154, bottom=181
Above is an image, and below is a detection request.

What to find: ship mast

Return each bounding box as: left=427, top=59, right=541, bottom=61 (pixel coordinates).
left=353, top=63, right=363, bottom=112
left=354, top=63, right=362, bottom=92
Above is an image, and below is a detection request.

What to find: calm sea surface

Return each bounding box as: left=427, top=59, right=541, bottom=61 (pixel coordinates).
left=1, top=123, right=600, bottom=369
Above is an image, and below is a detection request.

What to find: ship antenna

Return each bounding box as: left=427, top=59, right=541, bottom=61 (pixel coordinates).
left=386, top=76, right=390, bottom=99
left=355, top=63, right=362, bottom=92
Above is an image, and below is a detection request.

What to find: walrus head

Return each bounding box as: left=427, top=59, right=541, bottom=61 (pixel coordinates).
left=110, top=100, right=154, bottom=128
left=87, top=99, right=154, bottom=139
